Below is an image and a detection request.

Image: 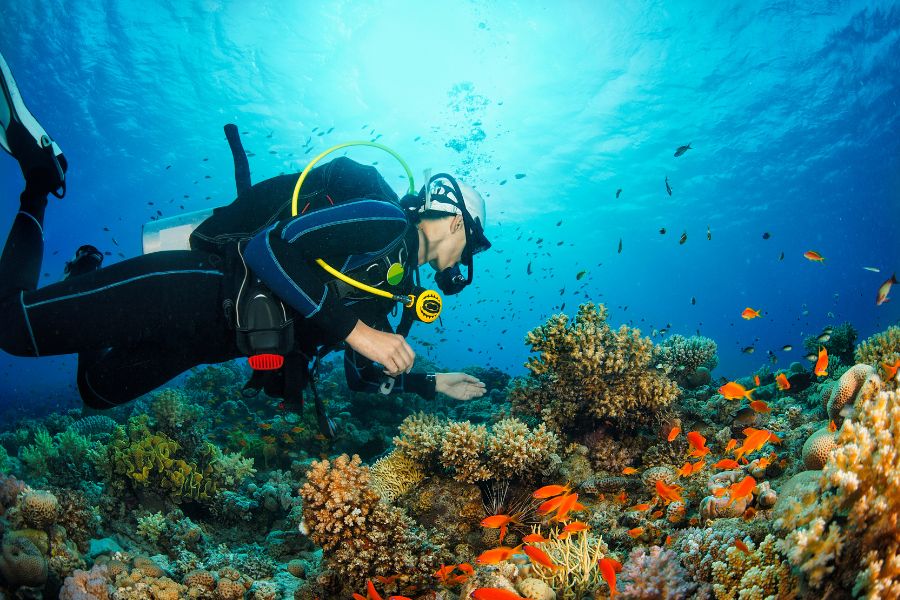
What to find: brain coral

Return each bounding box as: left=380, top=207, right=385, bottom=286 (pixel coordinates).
left=510, top=302, right=679, bottom=434
left=18, top=489, right=59, bottom=529
left=824, top=363, right=877, bottom=421
left=801, top=426, right=837, bottom=470
left=369, top=450, right=425, bottom=502
left=0, top=532, right=48, bottom=588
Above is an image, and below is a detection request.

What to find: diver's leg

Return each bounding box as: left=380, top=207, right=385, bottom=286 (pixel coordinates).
left=0, top=186, right=48, bottom=301
left=77, top=339, right=239, bottom=408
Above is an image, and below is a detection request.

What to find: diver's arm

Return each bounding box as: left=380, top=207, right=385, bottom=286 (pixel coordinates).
left=242, top=199, right=407, bottom=346
left=343, top=317, right=436, bottom=399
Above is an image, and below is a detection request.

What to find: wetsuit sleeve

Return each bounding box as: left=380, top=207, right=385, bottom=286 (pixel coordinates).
left=242, top=199, right=408, bottom=346
left=343, top=317, right=436, bottom=399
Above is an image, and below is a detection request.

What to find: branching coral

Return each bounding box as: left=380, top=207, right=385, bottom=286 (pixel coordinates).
left=777, top=370, right=900, bottom=598
left=298, top=454, right=446, bottom=592
left=618, top=545, right=697, bottom=599
left=392, top=414, right=559, bottom=483
left=710, top=534, right=798, bottom=599
left=854, top=324, right=900, bottom=367
left=526, top=528, right=609, bottom=599
left=654, top=334, right=719, bottom=384
left=509, top=302, right=679, bottom=434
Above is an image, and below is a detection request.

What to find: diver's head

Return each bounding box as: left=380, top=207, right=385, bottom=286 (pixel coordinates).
left=416, top=180, right=488, bottom=269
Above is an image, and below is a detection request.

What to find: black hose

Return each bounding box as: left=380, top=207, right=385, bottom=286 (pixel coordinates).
left=224, top=123, right=252, bottom=195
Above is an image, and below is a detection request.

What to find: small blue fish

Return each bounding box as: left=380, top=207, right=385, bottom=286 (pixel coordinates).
left=674, top=142, right=692, bottom=157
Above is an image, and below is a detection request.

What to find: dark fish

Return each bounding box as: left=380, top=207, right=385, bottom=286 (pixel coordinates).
left=742, top=346, right=755, bottom=354
left=779, top=252, right=784, bottom=260
left=679, top=231, right=687, bottom=245
left=527, top=261, right=533, bottom=275
left=165, top=165, right=171, bottom=170
left=674, top=143, right=692, bottom=157
left=691, top=296, right=696, bottom=305
left=515, top=173, right=526, bottom=179
left=788, top=371, right=814, bottom=392
left=500, top=179, right=507, bottom=185
left=618, top=238, right=623, bottom=254
left=326, top=126, right=334, bottom=134
left=576, top=270, right=587, bottom=280
left=556, top=220, right=562, bottom=226
left=665, top=176, right=672, bottom=196
left=782, top=344, right=793, bottom=351
left=616, top=188, right=622, bottom=198
left=762, top=232, right=770, bottom=240
left=659, top=227, right=666, bottom=235
left=707, top=225, right=711, bottom=240
left=103, top=227, right=110, bottom=231
left=413, top=136, right=421, bottom=141
left=536, top=238, right=544, bottom=244
left=560, top=302, right=566, bottom=311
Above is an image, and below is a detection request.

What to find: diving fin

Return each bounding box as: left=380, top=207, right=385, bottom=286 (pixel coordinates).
left=0, top=50, right=67, bottom=197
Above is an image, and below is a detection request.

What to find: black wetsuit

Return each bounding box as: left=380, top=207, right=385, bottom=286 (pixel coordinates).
left=0, top=158, right=435, bottom=408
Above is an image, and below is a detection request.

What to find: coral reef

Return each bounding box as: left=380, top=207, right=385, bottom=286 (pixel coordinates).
left=801, top=425, right=837, bottom=470
left=654, top=334, right=719, bottom=386
left=710, top=534, right=798, bottom=599
left=824, top=363, right=877, bottom=422
left=368, top=450, right=425, bottom=502
left=298, top=454, right=446, bottom=592
left=527, top=528, right=609, bottom=599
left=510, top=302, right=679, bottom=434
left=854, top=324, right=900, bottom=367
left=392, top=414, right=559, bottom=483
left=617, top=545, right=697, bottom=599
left=777, top=370, right=900, bottom=598
left=803, top=322, right=858, bottom=364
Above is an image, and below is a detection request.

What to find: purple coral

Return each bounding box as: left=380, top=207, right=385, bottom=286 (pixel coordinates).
left=618, top=545, right=698, bottom=599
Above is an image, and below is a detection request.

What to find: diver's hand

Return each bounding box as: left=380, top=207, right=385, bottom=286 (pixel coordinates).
left=436, top=373, right=487, bottom=401
left=345, top=320, right=415, bottom=376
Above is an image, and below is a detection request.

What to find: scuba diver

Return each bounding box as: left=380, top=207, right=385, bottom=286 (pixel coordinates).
left=0, top=51, right=489, bottom=436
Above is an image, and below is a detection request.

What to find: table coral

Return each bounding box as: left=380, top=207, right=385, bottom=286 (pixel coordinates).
left=778, top=372, right=900, bottom=598
left=510, top=302, right=679, bottom=434
left=298, top=454, right=446, bottom=592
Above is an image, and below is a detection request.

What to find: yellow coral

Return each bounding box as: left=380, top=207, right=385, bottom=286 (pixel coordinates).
left=854, top=324, right=900, bottom=367
left=527, top=527, right=609, bottom=599
left=510, top=302, right=679, bottom=434
left=710, top=534, right=798, bottom=599
left=392, top=412, right=443, bottom=463
left=779, top=369, right=900, bottom=598
left=440, top=421, right=491, bottom=483
left=369, top=450, right=425, bottom=502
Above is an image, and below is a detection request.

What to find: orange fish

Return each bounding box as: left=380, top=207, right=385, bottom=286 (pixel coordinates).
left=470, top=589, right=526, bottom=600
left=814, top=346, right=829, bottom=377
left=259, top=422, right=272, bottom=430
left=725, top=438, right=737, bottom=453
left=622, top=467, right=637, bottom=475
left=457, top=563, right=474, bottom=575
left=686, top=431, right=706, bottom=450
left=664, top=535, right=673, bottom=546
left=533, top=484, right=570, bottom=499
left=367, top=580, right=384, bottom=600
left=712, top=459, right=740, bottom=469
left=688, top=445, right=711, bottom=459
left=828, top=420, right=837, bottom=433
left=754, top=375, right=761, bottom=386
left=734, top=429, right=773, bottom=461
left=537, top=494, right=569, bottom=515
left=524, top=544, right=560, bottom=570
left=804, top=250, right=825, bottom=262
left=433, top=565, right=455, bottom=581
left=650, top=510, right=664, bottom=519
left=743, top=506, right=758, bottom=521
left=655, top=479, right=683, bottom=504
left=614, top=491, right=628, bottom=504
left=376, top=574, right=400, bottom=585
left=598, top=557, right=619, bottom=597
left=676, top=462, right=693, bottom=477
left=775, top=372, right=791, bottom=390
left=481, top=514, right=517, bottom=529
left=476, top=545, right=521, bottom=565
left=290, top=426, right=304, bottom=434
left=667, top=426, right=681, bottom=442
left=627, top=527, right=644, bottom=538
left=522, top=533, right=549, bottom=543
left=749, top=400, right=771, bottom=413
left=741, top=307, right=762, bottom=320
left=552, top=492, right=580, bottom=522
left=712, top=487, right=727, bottom=498
left=561, top=521, right=590, bottom=534
left=876, top=273, right=897, bottom=305
left=353, top=595, right=367, bottom=600
left=734, top=539, right=750, bottom=554
left=626, top=503, right=651, bottom=512
left=881, top=358, right=900, bottom=380
left=718, top=381, right=756, bottom=401
left=726, top=475, right=757, bottom=507
left=690, top=460, right=706, bottom=474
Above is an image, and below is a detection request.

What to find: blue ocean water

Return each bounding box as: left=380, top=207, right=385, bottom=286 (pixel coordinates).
left=0, top=0, right=897, bottom=415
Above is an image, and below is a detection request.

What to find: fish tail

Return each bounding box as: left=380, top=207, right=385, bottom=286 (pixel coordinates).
left=746, top=388, right=756, bottom=402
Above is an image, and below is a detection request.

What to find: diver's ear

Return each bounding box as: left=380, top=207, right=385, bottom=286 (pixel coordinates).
left=451, top=213, right=464, bottom=233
